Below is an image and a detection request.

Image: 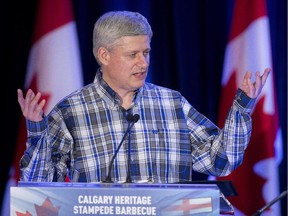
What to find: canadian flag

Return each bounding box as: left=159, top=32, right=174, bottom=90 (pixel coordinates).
left=215, top=0, right=282, bottom=215
left=2, top=0, right=83, bottom=215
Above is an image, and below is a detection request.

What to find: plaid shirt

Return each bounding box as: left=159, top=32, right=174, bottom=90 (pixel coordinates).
left=20, top=71, right=255, bottom=183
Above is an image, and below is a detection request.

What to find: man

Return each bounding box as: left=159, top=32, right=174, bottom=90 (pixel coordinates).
left=17, top=10, right=270, bottom=183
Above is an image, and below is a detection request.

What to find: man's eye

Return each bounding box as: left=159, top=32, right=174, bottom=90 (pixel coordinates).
left=143, top=51, right=150, bottom=57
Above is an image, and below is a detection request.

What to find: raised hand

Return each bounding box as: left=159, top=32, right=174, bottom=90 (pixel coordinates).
left=17, top=89, right=46, bottom=122
left=240, top=68, right=271, bottom=99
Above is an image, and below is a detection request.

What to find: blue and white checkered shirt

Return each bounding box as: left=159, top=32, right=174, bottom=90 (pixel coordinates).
left=20, top=71, right=255, bottom=183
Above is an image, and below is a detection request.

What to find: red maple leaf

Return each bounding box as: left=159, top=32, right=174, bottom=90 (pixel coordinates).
left=34, top=197, right=60, bottom=216
left=16, top=210, right=32, bottom=216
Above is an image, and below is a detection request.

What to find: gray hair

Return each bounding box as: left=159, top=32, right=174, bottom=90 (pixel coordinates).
left=93, top=11, right=153, bottom=64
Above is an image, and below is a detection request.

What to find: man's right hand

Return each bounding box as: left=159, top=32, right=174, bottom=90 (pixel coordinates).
left=17, top=89, right=46, bottom=122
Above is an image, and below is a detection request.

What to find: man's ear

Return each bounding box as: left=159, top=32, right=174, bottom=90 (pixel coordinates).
left=97, top=47, right=110, bottom=66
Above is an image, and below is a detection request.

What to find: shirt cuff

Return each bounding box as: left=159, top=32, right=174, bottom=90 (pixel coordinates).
left=26, top=117, right=47, bottom=134
left=234, top=88, right=256, bottom=113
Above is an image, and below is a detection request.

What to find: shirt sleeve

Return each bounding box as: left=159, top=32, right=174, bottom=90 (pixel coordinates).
left=186, top=88, right=256, bottom=176
left=19, top=108, right=72, bottom=182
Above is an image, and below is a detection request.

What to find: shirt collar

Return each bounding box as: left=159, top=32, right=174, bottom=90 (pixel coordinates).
left=93, top=69, right=143, bottom=109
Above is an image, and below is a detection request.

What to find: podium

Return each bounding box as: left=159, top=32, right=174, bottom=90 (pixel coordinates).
left=11, top=181, right=235, bottom=216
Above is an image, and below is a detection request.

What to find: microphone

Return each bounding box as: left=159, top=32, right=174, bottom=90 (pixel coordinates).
left=104, top=113, right=140, bottom=183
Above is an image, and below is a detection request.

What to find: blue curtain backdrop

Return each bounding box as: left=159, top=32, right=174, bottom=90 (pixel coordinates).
left=2, top=0, right=286, bottom=214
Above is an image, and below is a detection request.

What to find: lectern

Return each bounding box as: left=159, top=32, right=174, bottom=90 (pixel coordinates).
left=11, top=181, right=235, bottom=215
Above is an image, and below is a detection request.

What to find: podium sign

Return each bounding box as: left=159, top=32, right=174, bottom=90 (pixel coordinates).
left=11, top=182, right=220, bottom=216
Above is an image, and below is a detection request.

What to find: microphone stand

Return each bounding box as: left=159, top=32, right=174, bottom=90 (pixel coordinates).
left=125, top=130, right=132, bottom=183
left=125, top=114, right=139, bottom=183
left=104, top=120, right=132, bottom=183
left=104, top=114, right=139, bottom=183
left=252, top=190, right=287, bottom=216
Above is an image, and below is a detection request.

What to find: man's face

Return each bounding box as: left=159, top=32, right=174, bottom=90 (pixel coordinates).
left=102, top=35, right=150, bottom=96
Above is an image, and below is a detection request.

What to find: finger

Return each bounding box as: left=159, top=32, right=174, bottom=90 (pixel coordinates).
left=254, top=71, right=262, bottom=95
left=17, top=89, right=25, bottom=110
left=255, top=68, right=270, bottom=89
left=26, top=92, right=43, bottom=119
left=30, top=92, right=42, bottom=109
left=244, top=71, right=252, bottom=81
left=22, top=89, right=35, bottom=116
left=255, top=71, right=261, bottom=86
left=261, top=68, right=271, bottom=85
left=22, top=89, right=31, bottom=114
left=253, top=68, right=271, bottom=97
left=242, top=71, right=251, bottom=88
left=27, top=89, right=35, bottom=99
left=24, top=89, right=34, bottom=112
left=35, top=99, right=46, bottom=116
left=247, top=75, right=255, bottom=96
